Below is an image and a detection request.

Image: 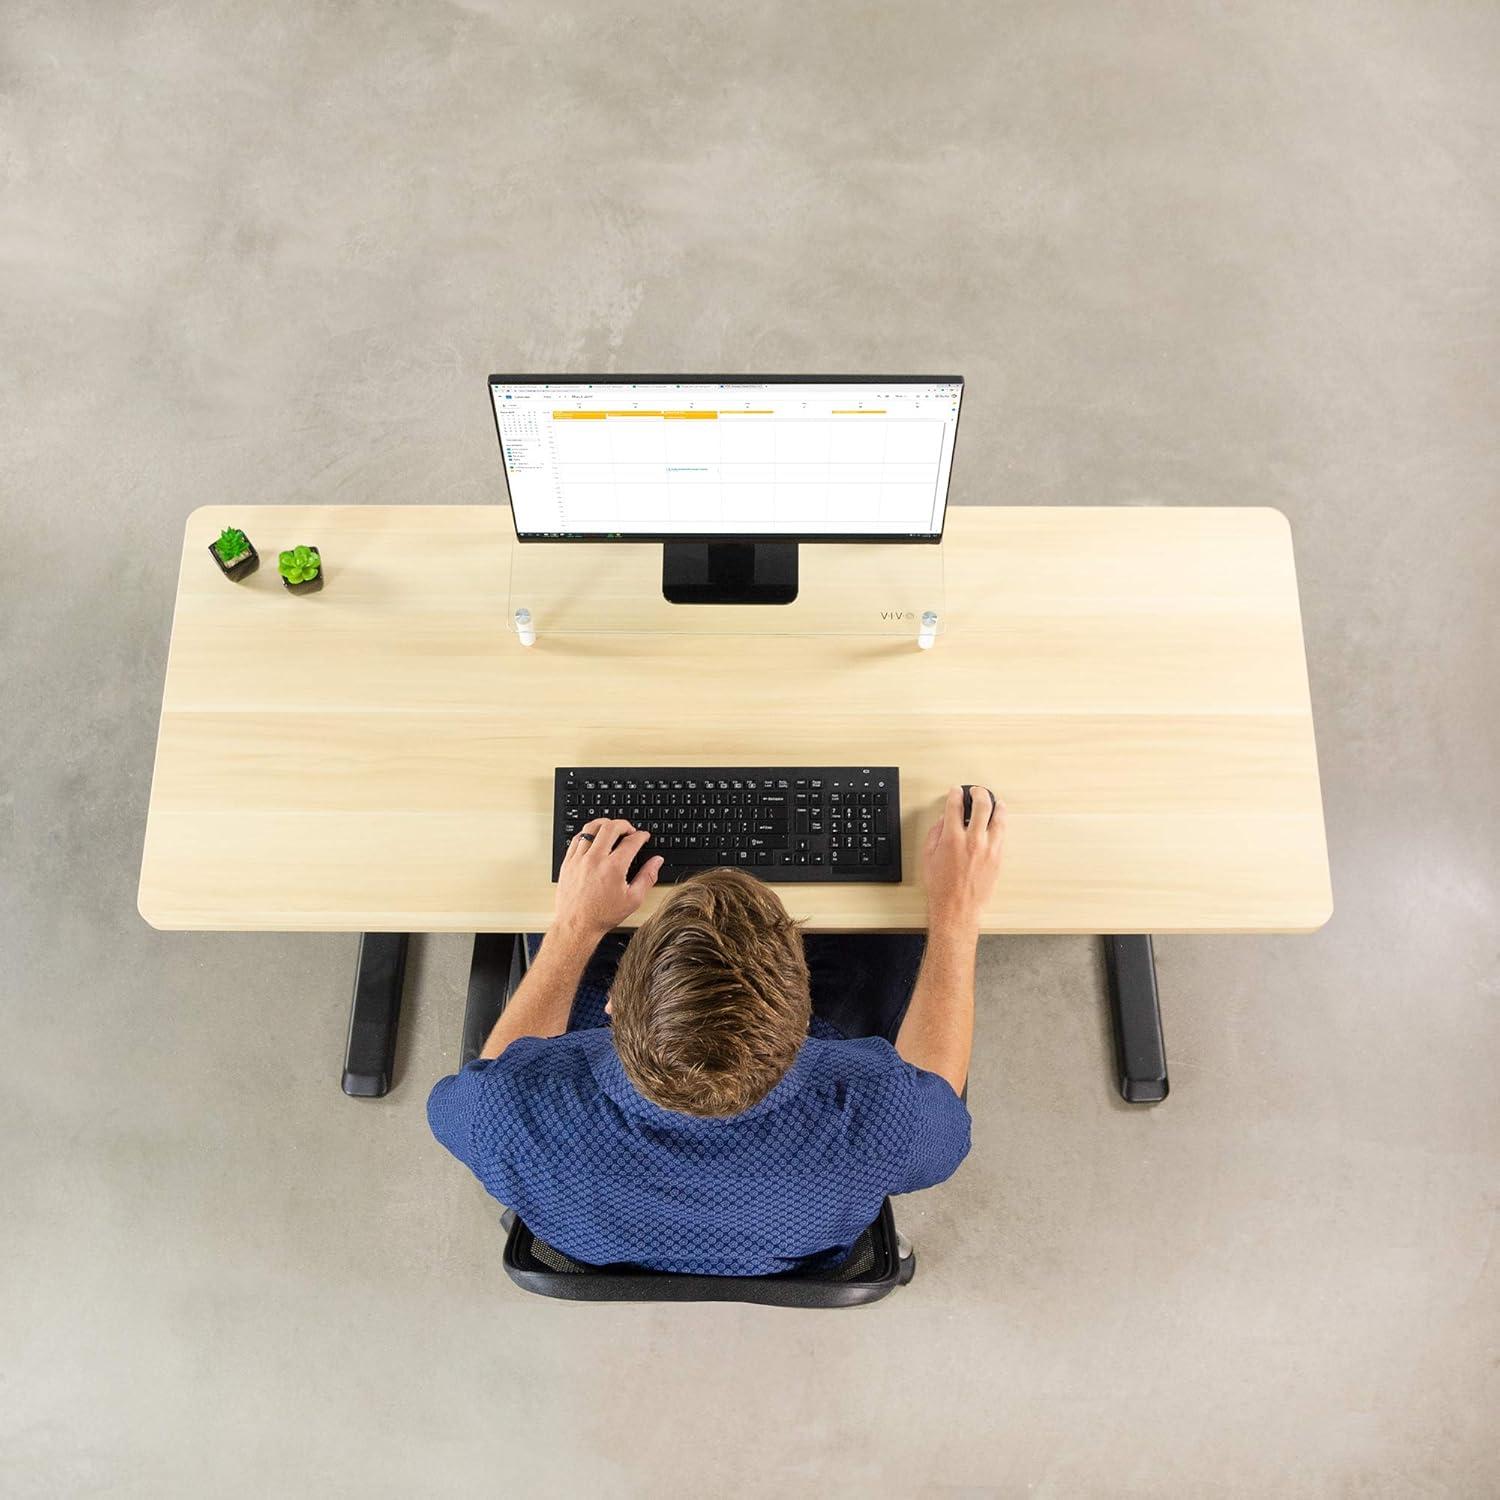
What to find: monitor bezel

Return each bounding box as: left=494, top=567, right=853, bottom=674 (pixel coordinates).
left=487, top=373, right=964, bottom=544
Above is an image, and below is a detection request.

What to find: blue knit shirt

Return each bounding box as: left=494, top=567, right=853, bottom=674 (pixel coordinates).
left=427, top=1030, right=970, bottom=1275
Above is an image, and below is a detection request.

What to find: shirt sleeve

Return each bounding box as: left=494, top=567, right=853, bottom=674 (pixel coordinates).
left=894, top=1066, right=972, bottom=1193
left=426, top=1059, right=503, bottom=1169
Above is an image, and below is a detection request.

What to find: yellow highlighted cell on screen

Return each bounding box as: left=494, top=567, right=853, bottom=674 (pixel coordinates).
left=553, top=408, right=722, bottom=419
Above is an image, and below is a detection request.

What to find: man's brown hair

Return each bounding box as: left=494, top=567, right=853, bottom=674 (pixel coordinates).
left=610, top=867, right=810, bottom=1117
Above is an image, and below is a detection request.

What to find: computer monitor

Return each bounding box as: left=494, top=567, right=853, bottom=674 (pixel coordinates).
left=488, top=374, right=964, bottom=604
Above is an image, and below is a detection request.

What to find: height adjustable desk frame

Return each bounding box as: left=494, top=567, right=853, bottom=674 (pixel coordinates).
left=139, top=506, right=1332, bottom=1106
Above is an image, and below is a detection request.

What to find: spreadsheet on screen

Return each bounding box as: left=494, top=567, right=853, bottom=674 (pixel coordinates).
left=491, top=380, right=963, bottom=538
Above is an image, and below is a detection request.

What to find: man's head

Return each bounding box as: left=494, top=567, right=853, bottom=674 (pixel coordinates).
left=609, top=867, right=810, bottom=1117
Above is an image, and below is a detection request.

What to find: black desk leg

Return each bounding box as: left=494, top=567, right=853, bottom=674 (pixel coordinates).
left=461, top=932, right=523, bottom=1066
left=342, top=933, right=409, bottom=1097
left=1103, top=935, right=1169, bottom=1103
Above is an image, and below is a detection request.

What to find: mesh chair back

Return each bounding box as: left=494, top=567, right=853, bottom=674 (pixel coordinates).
left=502, top=1199, right=911, bottom=1308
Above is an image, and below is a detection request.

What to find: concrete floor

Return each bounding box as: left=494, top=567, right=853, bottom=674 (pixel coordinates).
left=2, top=2, right=1497, bottom=1494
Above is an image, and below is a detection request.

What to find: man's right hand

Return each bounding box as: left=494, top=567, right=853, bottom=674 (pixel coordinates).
left=554, top=818, right=663, bottom=944
left=922, top=785, right=1006, bottom=933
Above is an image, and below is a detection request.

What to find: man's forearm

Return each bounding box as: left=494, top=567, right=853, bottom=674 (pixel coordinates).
left=479, top=921, right=599, bottom=1059
left=894, top=919, right=977, bottom=1094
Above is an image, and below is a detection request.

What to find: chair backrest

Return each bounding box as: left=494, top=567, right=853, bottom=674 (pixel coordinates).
left=501, top=1199, right=915, bottom=1308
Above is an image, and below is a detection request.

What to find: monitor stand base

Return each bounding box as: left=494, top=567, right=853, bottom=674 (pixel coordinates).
left=662, top=541, right=798, bottom=605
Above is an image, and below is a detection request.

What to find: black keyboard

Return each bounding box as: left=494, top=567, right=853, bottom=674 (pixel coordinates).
left=552, top=767, right=901, bottom=884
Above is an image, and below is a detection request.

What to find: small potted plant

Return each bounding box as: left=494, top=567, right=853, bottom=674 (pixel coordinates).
left=208, top=526, right=259, bottom=582
left=278, top=544, right=324, bottom=595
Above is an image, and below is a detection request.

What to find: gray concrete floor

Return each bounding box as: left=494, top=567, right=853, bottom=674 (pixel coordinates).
left=2, top=2, right=1497, bottom=1495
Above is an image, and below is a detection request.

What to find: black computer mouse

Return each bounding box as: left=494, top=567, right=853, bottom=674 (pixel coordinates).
left=961, top=784, right=996, bottom=827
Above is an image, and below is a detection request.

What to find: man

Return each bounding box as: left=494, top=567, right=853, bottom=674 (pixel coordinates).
left=428, top=784, right=1004, bottom=1275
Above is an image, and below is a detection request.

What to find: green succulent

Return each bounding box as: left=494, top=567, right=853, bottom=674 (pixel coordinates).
left=279, top=545, right=321, bottom=584
left=214, top=527, right=250, bottom=564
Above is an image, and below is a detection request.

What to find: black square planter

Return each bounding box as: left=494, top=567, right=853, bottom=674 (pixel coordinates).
left=209, top=538, right=259, bottom=582
left=282, top=545, right=324, bottom=594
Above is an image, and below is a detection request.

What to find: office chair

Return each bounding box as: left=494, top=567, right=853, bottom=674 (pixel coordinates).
left=462, top=933, right=918, bottom=1308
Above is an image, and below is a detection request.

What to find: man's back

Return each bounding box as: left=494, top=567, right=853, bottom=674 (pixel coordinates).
left=428, top=1030, right=970, bottom=1275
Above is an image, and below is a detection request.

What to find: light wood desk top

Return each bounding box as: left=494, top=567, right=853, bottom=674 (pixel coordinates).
left=139, top=506, right=1331, bottom=934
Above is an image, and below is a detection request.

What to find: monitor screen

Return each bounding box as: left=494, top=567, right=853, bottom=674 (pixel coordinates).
left=489, top=375, right=963, bottom=540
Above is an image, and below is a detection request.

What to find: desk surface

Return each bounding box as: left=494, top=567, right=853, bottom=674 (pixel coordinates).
left=139, top=506, right=1331, bottom=934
